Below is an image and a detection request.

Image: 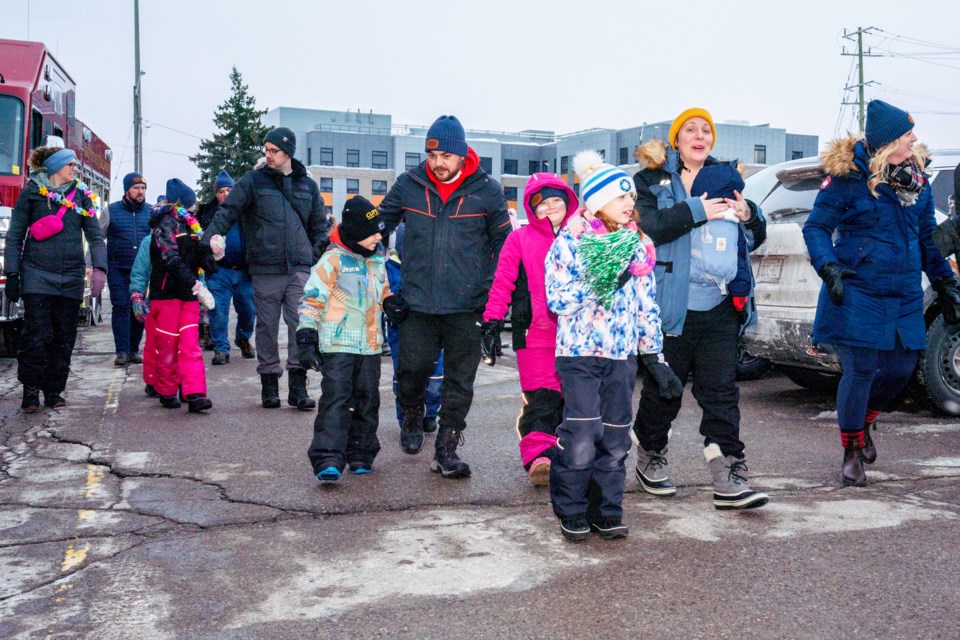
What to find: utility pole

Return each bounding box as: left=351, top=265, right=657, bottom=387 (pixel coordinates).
left=841, top=27, right=881, bottom=135
left=133, top=0, right=143, bottom=173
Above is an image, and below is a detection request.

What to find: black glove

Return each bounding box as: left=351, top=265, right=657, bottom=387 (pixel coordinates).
left=382, top=294, right=410, bottom=324
left=817, top=262, right=856, bottom=306
left=616, top=267, right=631, bottom=290
left=4, top=273, right=20, bottom=303
left=933, top=218, right=960, bottom=259
left=641, top=353, right=684, bottom=400
left=296, top=328, right=323, bottom=371
left=479, top=319, right=504, bottom=366
left=933, top=277, right=960, bottom=325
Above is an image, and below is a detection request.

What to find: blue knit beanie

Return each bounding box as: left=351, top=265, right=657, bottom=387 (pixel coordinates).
left=214, top=170, right=235, bottom=190
left=689, top=164, right=745, bottom=201
left=264, top=127, right=296, bottom=158
left=165, top=178, right=196, bottom=209
left=528, top=186, right=569, bottom=211
left=865, top=100, right=915, bottom=150
left=425, top=115, right=468, bottom=156
left=123, top=172, right=147, bottom=192
left=44, top=148, right=77, bottom=175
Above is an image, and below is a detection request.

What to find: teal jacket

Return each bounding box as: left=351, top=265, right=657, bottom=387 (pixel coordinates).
left=129, top=235, right=152, bottom=296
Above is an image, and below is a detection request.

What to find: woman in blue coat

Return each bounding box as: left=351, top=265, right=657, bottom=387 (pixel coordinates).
left=804, top=100, right=960, bottom=487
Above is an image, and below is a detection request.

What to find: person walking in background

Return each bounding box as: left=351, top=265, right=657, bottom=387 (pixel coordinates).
left=631, top=107, right=769, bottom=510
left=803, top=100, right=960, bottom=487
left=204, top=128, right=330, bottom=410
left=3, top=146, right=107, bottom=411
left=101, top=172, right=150, bottom=366
left=482, top=173, right=578, bottom=486
left=377, top=115, right=511, bottom=479
left=148, top=179, right=217, bottom=413
left=198, top=170, right=256, bottom=365
left=129, top=231, right=158, bottom=398
left=544, top=151, right=681, bottom=541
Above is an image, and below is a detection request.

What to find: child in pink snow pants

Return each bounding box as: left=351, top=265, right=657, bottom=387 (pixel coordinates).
left=482, top=173, right=578, bottom=485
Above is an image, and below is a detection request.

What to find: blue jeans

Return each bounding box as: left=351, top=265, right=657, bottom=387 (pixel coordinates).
left=206, top=268, right=255, bottom=354
left=107, top=265, right=143, bottom=356
left=387, top=321, right=442, bottom=426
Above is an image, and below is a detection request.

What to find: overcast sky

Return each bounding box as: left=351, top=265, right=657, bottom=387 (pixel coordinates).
left=4, top=0, right=960, bottom=197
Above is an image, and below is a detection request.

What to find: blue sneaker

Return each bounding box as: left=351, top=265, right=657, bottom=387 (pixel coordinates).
left=316, top=466, right=341, bottom=483
left=350, top=461, right=373, bottom=474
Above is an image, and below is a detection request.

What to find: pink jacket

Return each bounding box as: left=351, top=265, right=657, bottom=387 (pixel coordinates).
left=483, top=173, right=578, bottom=349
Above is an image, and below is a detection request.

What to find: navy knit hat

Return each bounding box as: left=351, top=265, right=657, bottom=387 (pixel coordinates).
left=264, top=127, right=296, bottom=158
left=214, top=170, right=235, bottom=190
left=865, top=100, right=915, bottom=150
left=689, top=164, right=745, bottom=201
left=123, top=172, right=147, bottom=192
left=425, top=115, right=468, bottom=156
left=528, top=186, right=569, bottom=211
left=165, top=178, right=196, bottom=210
left=43, top=148, right=77, bottom=175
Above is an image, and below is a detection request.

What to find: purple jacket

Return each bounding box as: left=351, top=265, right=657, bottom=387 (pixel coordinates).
left=483, top=173, right=578, bottom=349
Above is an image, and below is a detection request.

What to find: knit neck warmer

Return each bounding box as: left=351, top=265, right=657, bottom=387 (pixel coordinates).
left=577, top=216, right=657, bottom=309
left=885, top=159, right=927, bottom=207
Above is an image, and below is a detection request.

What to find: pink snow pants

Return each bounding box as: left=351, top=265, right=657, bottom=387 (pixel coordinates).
left=151, top=299, right=205, bottom=398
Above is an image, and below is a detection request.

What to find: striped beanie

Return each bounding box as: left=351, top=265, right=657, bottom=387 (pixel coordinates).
left=573, top=150, right=636, bottom=215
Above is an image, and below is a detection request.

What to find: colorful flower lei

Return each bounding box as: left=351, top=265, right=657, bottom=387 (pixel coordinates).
left=172, top=204, right=203, bottom=238
left=37, top=180, right=101, bottom=217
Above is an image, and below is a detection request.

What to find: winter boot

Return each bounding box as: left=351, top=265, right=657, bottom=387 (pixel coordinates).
left=235, top=337, right=256, bottom=359
left=399, top=404, right=425, bottom=454
left=559, top=516, right=591, bottom=542
left=528, top=457, right=551, bottom=486
left=113, top=353, right=128, bottom=367
left=287, top=368, right=316, bottom=411
left=187, top=395, right=213, bottom=413
left=144, top=384, right=159, bottom=398
left=861, top=409, right=879, bottom=464
left=704, top=444, right=768, bottom=510
left=43, top=391, right=66, bottom=408
left=212, top=352, right=230, bottom=365
left=431, top=425, right=471, bottom=479
left=127, top=352, right=143, bottom=364
left=21, top=386, right=41, bottom=413
left=841, top=431, right=867, bottom=487
left=199, top=323, right=215, bottom=351
left=159, top=395, right=181, bottom=409
left=260, top=373, right=281, bottom=409
left=633, top=444, right=676, bottom=497
left=589, top=518, right=629, bottom=539
left=422, top=415, right=438, bottom=434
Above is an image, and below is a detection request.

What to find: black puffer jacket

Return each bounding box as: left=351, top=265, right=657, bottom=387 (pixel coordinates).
left=203, top=158, right=330, bottom=275
left=149, top=208, right=217, bottom=301
left=4, top=178, right=106, bottom=298
left=378, top=157, right=511, bottom=314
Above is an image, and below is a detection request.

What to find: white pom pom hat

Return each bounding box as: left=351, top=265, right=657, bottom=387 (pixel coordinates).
left=573, top=150, right=637, bottom=215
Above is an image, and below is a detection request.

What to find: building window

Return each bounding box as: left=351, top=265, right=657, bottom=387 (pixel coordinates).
left=320, top=147, right=333, bottom=166
left=372, top=180, right=388, bottom=195
left=319, top=177, right=333, bottom=192
left=405, top=152, right=420, bottom=171
left=754, top=145, right=767, bottom=165
left=479, top=157, right=493, bottom=174
left=560, top=156, right=569, bottom=174
left=792, top=151, right=804, bottom=160
left=598, top=149, right=605, bottom=160
left=307, top=148, right=312, bottom=165
left=553, top=158, right=557, bottom=173
left=619, top=147, right=629, bottom=165
left=529, top=160, right=540, bottom=176
left=503, top=158, right=518, bottom=175
left=372, top=150, right=388, bottom=169
left=347, top=149, right=360, bottom=168
left=572, top=182, right=579, bottom=196
left=347, top=179, right=359, bottom=194
left=504, top=186, right=518, bottom=201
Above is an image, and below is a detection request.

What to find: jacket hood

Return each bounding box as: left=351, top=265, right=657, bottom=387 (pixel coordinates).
left=820, top=135, right=931, bottom=177
left=522, top=173, right=578, bottom=234
left=635, top=138, right=745, bottom=175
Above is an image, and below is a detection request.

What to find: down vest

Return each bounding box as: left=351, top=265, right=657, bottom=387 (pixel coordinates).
left=803, top=137, right=953, bottom=350
left=203, top=159, right=330, bottom=275
left=378, top=150, right=512, bottom=314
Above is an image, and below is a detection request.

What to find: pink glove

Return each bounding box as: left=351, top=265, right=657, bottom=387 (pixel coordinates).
left=90, top=269, right=106, bottom=298
left=209, top=235, right=226, bottom=261
left=191, top=281, right=216, bottom=310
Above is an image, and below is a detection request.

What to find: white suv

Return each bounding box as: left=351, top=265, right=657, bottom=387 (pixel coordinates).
left=741, top=151, right=960, bottom=415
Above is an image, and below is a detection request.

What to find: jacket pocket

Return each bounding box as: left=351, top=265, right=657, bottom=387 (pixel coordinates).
left=649, top=184, right=676, bottom=209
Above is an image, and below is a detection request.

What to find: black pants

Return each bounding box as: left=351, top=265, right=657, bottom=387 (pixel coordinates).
left=307, top=353, right=381, bottom=472
left=397, top=311, right=481, bottom=432
left=634, top=297, right=745, bottom=458
left=17, top=293, right=82, bottom=393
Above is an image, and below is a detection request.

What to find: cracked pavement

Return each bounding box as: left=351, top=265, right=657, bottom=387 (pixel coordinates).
left=1, top=306, right=960, bottom=638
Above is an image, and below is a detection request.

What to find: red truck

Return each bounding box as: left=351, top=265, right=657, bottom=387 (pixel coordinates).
left=0, top=38, right=112, bottom=355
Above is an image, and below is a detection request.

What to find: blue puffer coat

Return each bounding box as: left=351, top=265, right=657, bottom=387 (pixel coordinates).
left=105, top=198, right=151, bottom=269
left=803, top=137, right=953, bottom=350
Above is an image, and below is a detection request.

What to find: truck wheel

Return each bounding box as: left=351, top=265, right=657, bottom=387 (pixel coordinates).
left=913, top=316, right=960, bottom=416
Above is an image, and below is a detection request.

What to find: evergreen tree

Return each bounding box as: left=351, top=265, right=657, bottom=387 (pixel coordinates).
left=190, top=67, right=270, bottom=200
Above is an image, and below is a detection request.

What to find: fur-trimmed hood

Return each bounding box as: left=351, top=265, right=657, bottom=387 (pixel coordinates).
left=820, top=135, right=931, bottom=177
left=634, top=138, right=745, bottom=175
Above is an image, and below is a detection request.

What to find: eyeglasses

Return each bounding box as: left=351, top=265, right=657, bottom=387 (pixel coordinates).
left=263, top=147, right=284, bottom=156
left=66, top=162, right=80, bottom=169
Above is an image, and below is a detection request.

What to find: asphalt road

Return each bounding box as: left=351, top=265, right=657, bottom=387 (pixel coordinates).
left=1, top=306, right=959, bottom=639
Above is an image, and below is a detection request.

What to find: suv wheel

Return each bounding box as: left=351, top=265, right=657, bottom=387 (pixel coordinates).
left=736, top=346, right=773, bottom=381
left=913, top=316, right=960, bottom=416
left=780, top=365, right=841, bottom=392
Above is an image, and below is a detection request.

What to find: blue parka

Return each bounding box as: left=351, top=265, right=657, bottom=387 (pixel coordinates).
left=803, top=137, right=952, bottom=350
left=632, top=139, right=766, bottom=336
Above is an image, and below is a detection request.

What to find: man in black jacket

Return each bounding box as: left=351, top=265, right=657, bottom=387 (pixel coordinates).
left=204, top=128, right=330, bottom=410
left=378, top=115, right=512, bottom=478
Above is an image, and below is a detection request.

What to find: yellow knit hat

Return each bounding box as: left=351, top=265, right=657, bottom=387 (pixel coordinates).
left=667, top=108, right=716, bottom=150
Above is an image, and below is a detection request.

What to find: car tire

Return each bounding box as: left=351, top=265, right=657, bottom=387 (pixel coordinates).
left=736, top=346, right=773, bottom=381
left=780, top=365, right=841, bottom=392
left=913, top=316, right=960, bottom=416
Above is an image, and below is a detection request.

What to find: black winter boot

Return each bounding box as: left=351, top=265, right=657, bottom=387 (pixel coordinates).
left=187, top=394, right=213, bottom=413
left=287, top=368, right=316, bottom=411
left=260, top=373, right=281, bottom=409
left=21, top=386, right=41, bottom=413
left=399, top=404, right=425, bottom=454
left=842, top=432, right=867, bottom=487
left=199, top=323, right=215, bottom=351
left=431, top=425, right=471, bottom=478
left=861, top=422, right=877, bottom=465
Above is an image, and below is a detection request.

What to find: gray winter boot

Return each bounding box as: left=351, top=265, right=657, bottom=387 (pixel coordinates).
left=704, top=444, right=768, bottom=510
left=634, top=446, right=676, bottom=497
